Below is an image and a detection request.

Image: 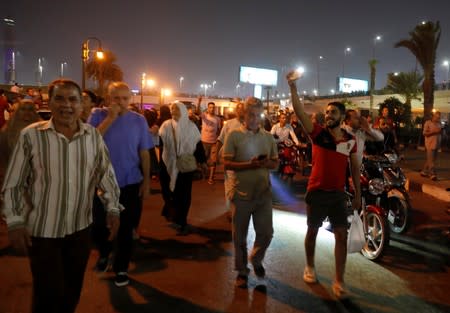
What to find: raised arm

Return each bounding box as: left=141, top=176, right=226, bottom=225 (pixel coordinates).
left=286, top=71, right=313, bottom=133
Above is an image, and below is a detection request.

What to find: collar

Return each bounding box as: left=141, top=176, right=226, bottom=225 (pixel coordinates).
left=240, top=124, right=262, bottom=134
left=37, top=118, right=92, bottom=136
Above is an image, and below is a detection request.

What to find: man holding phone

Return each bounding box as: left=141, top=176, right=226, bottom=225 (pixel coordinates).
left=223, top=97, right=278, bottom=288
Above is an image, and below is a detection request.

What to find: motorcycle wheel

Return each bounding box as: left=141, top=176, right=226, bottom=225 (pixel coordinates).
left=387, top=197, right=409, bottom=234
left=361, top=211, right=389, bottom=261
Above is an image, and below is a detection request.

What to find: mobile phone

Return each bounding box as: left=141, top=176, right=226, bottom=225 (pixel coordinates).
left=257, top=154, right=267, bottom=160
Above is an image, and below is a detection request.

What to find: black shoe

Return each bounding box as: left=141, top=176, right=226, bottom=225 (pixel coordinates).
left=253, top=264, right=266, bottom=278
left=235, top=274, right=248, bottom=288
left=95, top=257, right=109, bottom=272
left=114, top=272, right=129, bottom=287
left=176, top=225, right=190, bottom=236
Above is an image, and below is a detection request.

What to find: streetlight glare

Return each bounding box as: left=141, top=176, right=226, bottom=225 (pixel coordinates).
left=375, top=35, right=382, bottom=41
left=163, top=88, right=172, bottom=96
left=443, top=60, right=449, bottom=66
left=147, top=79, right=155, bottom=87
left=296, top=66, right=305, bottom=74
left=96, top=51, right=104, bottom=60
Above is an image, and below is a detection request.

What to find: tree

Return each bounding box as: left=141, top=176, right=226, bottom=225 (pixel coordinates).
left=85, top=50, right=123, bottom=96
left=368, top=59, right=378, bottom=112
left=395, top=21, right=441, bottom=121
left=385, top=71, right=423, bottom=106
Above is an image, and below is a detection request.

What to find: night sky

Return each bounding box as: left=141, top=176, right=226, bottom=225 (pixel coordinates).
left=2, top=0, right=450, bottom=97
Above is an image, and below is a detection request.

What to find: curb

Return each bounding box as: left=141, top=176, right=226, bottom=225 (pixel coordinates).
left=422, top=184, right=450, bottom=202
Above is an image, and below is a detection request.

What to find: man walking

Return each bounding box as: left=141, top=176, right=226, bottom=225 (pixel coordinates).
left=287, top=71, right=361, bottom=299
left=88, top=81, right=152, bottom=287
left=223, top=97, right=278, bottom=287
left=197, top=98, right=221, bottom=184
left=1, top=79, right=121, bottom=313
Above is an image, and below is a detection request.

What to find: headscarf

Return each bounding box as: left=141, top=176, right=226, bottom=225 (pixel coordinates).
left=159, top=101, right=200, bottom=191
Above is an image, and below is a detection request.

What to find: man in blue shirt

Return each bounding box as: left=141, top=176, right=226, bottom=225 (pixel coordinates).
left=88, top=81, right=153, bottom=287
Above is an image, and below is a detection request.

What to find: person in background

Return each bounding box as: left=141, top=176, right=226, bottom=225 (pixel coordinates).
left=343, top=109, right=384, bottom=165
left=196, top=97, right=221, bottom=184
left=0, top=89, right=10, bottom=129
left=88, top=81, right=152, bottom=287
left=223, top=97, right=278, bottom=288
left=81, top=90, right=97, bottom=122
left=421, top=111, right=442, bottom=181
left=1, top=79, right=121, bottom=313
left=159, top=101, right=205, bottom=235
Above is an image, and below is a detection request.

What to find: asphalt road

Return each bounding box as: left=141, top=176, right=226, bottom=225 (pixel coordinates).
left=0, top=170, right=449, bottom=313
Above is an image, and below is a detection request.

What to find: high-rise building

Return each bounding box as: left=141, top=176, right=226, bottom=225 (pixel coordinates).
left=3, top=17, right=16, bottom=84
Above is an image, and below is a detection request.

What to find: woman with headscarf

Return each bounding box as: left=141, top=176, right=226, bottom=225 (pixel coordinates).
left=159, top=101, right=203, bottom=235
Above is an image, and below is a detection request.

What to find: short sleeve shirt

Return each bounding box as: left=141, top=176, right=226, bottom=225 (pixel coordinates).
left=307, top=124, right=357, bottom=192
left=200, top=112, right=221, bottom=143
left=223, top=126, right=278, bottom=200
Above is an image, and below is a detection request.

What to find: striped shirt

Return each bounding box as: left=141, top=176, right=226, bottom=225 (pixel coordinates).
left=1, top=119, right=123, bottom=238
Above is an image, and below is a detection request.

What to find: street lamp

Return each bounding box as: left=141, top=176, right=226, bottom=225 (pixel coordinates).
left=212, top=80, right=216, bottom=89
left=60, top=62, right=67, bottom=77
left=342, top=46, right=351, bottom=77
left=372, top=35, right=382, bottom=59
left=317, top=56, right=323, bottom=96
left=179, top=76, right=184, bottom=89
left=330, top=89, right=335, bottom=95
left=200, top=83, right=210, bottom=96
left=236, top=84, right=241, bottom=96
left=81, top=37, right=104, bottom=90
left=160, top=88, right=172, bottom=105
left=443, top=60, right=449, bottom=89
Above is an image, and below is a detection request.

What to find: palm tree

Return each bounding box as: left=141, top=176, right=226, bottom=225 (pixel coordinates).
left=368, top=59, right=378, bottom=112
left=395, top=21, right=441, bottom=121
left=386, top=71, right=423, bottom=106
left=85, top=50, right=123, bottom=96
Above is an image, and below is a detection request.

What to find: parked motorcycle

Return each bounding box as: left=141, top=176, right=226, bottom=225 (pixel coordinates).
left=347, top=175, right=390, bottom=261
left=277, top=139, right=298, bottom=179
left=361, top=151, right=411, bottom=234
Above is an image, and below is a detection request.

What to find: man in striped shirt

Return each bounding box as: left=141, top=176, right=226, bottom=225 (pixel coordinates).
left=1, top=79, right=122, bottom=313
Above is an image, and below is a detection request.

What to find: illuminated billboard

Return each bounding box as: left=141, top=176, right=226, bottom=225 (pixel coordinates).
left=239, top=66, right=278, bottom=86
left=337, top=77, right=369, bottom=93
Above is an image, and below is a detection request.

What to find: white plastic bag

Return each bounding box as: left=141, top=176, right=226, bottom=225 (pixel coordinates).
left=347, top=210, right=365, bottom=253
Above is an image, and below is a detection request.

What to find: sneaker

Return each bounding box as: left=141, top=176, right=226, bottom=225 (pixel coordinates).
left=207, top=179, right=214, bottom=185
left=114, top=272, right=129, bottom=287
left=95, top=257, right=109, bottom=272
left=253, top=264, right=266, bottom=279
left=234, top=274, right=248, bottom=288
left=332, top=281, right=348, bottom=299
left=430, top=174, right=437, bottom=181
left=303, top=266, right=317, bottom=284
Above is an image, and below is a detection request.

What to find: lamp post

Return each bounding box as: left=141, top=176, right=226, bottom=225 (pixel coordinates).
left=443, top=60, right=449, bottom=89
left=236, top=84, right=241, bottom=96
left=179, top=76, right=184, bottom=89
left=60, top=62, right=67, bottom=77
left=342, top=46, right=351, bottom=78
left=140, top=72, right=146, bottom=110
left=317, top=56, right=323, bottom=96
left=212, top=80, right=216, bottom=90
left=160, top=88, right=172, bottom=105
left=200, top=83, right=210, bottom=96
left=81, top=37, right=104, bottom=90
left=372, top=35, right=382, bottom=59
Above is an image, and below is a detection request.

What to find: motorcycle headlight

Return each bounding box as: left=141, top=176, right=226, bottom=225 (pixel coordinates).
left=384, top=153, right=398, bottom=164
left=368, top=178, right=384, bottom=195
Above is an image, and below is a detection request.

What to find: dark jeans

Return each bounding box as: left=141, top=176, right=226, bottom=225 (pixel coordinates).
left=92, top=183, right=142, bottom=273
left=29, top=227, right=91, bottom=313
left=159, top=162, right=194, bottom=227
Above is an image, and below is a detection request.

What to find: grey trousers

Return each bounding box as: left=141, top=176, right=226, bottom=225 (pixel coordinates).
left=231, top=192, right=273, bottom=275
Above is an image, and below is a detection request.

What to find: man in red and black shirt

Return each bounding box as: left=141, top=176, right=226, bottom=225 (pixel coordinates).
left=287, top=71, right=361, bottom=299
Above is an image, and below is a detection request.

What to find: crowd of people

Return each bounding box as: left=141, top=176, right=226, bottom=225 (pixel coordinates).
left=0, top=74, right=446, bottom=312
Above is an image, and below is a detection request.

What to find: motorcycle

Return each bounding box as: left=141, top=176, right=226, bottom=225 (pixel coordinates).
left=347, top=174, right=390, bottom=261
left=361, top=151, right=411, bottom=234
left=277, top=139, right=299, bottom=180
